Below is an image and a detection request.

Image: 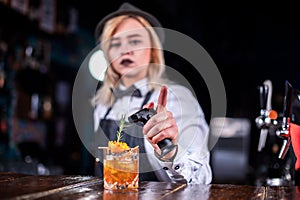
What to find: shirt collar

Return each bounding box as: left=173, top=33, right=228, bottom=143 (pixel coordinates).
left=118, top=78, right=149, bottom=97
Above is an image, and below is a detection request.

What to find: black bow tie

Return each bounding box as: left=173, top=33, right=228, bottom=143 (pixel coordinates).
left=111, top=85, right=142, bottom=99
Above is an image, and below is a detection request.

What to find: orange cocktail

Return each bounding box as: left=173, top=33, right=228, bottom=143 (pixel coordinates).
left=103, top=142, right=139, bottom=190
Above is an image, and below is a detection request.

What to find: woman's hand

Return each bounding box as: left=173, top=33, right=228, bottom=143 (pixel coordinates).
left=143, top=86, right=178, bottom=155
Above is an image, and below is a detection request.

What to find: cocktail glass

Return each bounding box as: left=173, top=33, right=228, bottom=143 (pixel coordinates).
left=103, top=146, right=139, bottom=190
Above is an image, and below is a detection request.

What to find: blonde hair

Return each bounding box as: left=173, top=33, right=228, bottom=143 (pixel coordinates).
left=92, top=15, right=167, bottom=106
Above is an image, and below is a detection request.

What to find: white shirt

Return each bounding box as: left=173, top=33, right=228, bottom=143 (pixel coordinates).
left=94, top=79, right=212, bottom=184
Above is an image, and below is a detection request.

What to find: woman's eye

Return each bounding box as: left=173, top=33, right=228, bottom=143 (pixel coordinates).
left=109, top=42, right=121, bottom=48
left=129, top=40, right=141, bottom=45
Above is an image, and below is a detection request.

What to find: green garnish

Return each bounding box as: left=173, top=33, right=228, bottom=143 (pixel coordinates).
left=117, top=114, right=126, bottom=142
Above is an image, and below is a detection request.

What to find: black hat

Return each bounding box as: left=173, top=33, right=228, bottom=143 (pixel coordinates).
left=94, top=2, right=165, bottom=44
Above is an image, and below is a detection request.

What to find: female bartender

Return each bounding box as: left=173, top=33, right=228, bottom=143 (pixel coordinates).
left=92, top=2, right=212, bottom=184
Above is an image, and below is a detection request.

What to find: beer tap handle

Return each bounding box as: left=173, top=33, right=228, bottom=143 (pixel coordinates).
left=257, top=80, right=272, bottom=151
left=258, top=85, right=267, bottom=112
left=264, top=80, right=272, bottom=111
left=258, top=129, right=268, bottom=152
left=277, top=81, right=293, bottom=159
left=279, top=136, right=291, bottom=159
left=283, top=81, right=293, bottom=122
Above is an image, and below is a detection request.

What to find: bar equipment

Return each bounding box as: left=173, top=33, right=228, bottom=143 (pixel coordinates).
left=128, top=108, right=178, bottom=158
left=255, top=80, right=300, bottom=185
left=256, top=80, right=300, bottom=159
left=276, top=81, right=293, bottom=159
left=255, top=80, right=292, bottom=186
left=255, top=80, right=278, bottom=151
left=276, top=81, right=300, bottom=164
left=276, top=81, right=300, bottom=185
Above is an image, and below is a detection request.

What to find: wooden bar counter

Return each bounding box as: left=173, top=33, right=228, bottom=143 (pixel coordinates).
left=1, top=172, right=299, bottom=200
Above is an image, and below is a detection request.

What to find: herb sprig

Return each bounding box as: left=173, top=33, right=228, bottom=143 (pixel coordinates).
left=116, top=114, right=126, bottom=143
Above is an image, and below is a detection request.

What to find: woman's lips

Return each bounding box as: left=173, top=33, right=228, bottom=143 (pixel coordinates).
left=120, top=59, right=133, bottom=67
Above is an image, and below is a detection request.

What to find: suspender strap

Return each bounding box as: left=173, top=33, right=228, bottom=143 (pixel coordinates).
left=103, top=107, right=112, bottom=120
left=140, top=89, right=154, bottom=109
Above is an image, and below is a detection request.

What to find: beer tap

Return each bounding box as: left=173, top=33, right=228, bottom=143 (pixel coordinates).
left=255, top=80, right=278, bottom=151
left=254, top=80, right=299, bottom=186
left=276, top=81, right=293, bottom=159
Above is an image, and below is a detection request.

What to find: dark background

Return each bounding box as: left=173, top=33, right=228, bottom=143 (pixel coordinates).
left=1, top=0, right=300, bottom=185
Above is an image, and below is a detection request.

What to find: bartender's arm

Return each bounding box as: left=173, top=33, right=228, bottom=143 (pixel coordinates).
left=143, top=86, right=212, bottom=184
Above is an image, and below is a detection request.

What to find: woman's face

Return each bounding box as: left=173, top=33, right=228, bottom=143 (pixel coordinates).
left=107, top=17, right=152, bottom=81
